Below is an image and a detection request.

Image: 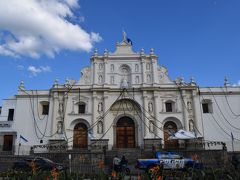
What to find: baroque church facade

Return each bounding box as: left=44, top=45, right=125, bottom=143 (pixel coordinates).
left=0, top=35, right=240, bottom=154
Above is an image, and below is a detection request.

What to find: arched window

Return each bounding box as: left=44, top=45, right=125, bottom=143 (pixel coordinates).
left=78, top=102, right=86, bottom=114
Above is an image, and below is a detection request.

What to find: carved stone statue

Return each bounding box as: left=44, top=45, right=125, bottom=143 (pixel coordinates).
left=121, top=79, right=128, bottom=89
left=57, top=121, right=63, bottom=134
left=189, top=120, right=194, bottom=132
left=148, top=102, right=153, bottom=112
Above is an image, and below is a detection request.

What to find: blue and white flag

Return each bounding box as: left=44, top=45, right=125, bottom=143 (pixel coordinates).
left=20, top=135, right=28, bottom=142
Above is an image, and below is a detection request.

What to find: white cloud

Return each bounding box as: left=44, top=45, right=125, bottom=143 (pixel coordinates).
left=28, top=65, right=52, bottom=76
left=233, top=80, right=240, bottom=87
left=0, top=0, right=102, bottom=58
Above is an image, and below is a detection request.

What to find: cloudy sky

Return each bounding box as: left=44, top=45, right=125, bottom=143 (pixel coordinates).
left=0, top=0, right=240, bottom=105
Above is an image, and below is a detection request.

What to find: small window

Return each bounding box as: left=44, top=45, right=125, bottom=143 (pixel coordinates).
left=0, top=106, right=2, bottom=115
left=165, top=103, right=173, bottom=112
left=202, top=103, right=209, bottom=113
left=42, top=104, right=49, bottom=115
left=202, top=100, right=212, bottom=113
left=78, top=104, right=86, bottom=114
left=8, top=109, right=14, bottom=121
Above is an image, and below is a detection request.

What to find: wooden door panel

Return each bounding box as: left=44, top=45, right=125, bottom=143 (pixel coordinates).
left=116, top=117, right=135, bottom=148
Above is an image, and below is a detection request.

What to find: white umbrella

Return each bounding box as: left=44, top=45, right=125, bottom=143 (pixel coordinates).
left=168, top=129, right=197, bottom=140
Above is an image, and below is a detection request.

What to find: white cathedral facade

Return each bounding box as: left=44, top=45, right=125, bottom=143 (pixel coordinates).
left=0, top=35, right=240, bottom=155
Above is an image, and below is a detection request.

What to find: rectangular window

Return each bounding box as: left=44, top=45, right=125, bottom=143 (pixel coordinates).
left=78, top=104, right=85, bottom=114
left=7, top=109, right=14, bottom=121
left=0, top=106, right=2, bottom=115
left=3, top=135, right=13, bottom=151
left=202, top=103, right=209, bottom=113
left=166, top=103, right=172, bottom=112
left=42, top=104, right=49, bottom=115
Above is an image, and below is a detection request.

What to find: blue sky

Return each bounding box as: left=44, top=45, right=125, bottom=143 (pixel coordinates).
left=0, top=0, right=240, bottom=105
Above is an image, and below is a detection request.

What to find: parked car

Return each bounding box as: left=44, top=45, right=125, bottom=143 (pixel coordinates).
left=12, top=157, right=66, bottom=172
left=136, top=152, right=202, bottom=171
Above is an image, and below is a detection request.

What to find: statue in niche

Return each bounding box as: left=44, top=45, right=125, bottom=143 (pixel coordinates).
left=135, top=76, right=139, bottom=84
left=58, top=97, right=64, bottom=116
left=111, top=76, right=114, bottom=84
left=146, top=63, right=150, bottom=70
left=99, top=63, right=103, bottom=70
left=98, top=102, right=103, bottom=112
left=97, top=121, right=103, bottom=134
left=110, top=64, right=114, bottom=72
left=57, top=121, right=63, bottom=134
left=135, top=64, right=139, bottom=72
left=189, top=120, right=194, bottom=132
left=98, top=75, right=103, bottom=84
left=148, top=102, right=153, bottom=112
left=187, top=101, right=192, bottom=111
left=147, top=74, right=151, bottom=82
left=149, top=121, right=154, bottom=133
left=121, top=79, right=128, bottom=89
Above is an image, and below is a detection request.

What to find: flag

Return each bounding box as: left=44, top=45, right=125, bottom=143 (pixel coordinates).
left=20, top=135, right=28, bottom=142
left=127, top=38, right=133, bottom=45
left=231, top=132, right=234, bottom=141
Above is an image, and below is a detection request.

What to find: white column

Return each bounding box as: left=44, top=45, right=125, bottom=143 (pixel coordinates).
left=51, top=92, right=59, bottom=135
left=103, top=60, right=107, bottom=85
left=93, top=61, right=97, bottom=85
left=154, top=93, right=161, bottom=138
left=151, top=58, right=158, bottom=84
left=181, top=90, right=187, bottom=129
left=141, top=59, right=146, bottom=84
left=143, top=91, right=149, bottom=138
left=92, top=92, right=97, bottom=137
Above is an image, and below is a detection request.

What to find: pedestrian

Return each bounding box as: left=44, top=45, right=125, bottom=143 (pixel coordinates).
left=113, top=155, right=121, bottom=172
left=120, top=155, right=128, bottom=166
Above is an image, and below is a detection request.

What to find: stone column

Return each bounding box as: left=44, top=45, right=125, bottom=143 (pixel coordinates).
left=103, top=59, right=107, bottom=85
left=92, top=92, right=98, bottom=136
left=93, top=61, right=98, bottom=85
left=141, top=59, right=146, bottom=84
left=143, top=91, right=149, bottom=138
left=181, top=90, right=187, bottom=129
left=103, top=93, right=108, bottom=135
left=154, top=93, right=161, bottom=138
left=51, top=91, right=59, bottom=135
left=151, top=58, right=158, bottom=84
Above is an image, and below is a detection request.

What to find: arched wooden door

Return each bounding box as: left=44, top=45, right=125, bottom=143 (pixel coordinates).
left=164, top=121, right=178, bottom=149
left=116, top=117, right=135, bottom=148
left=73, top=123, right=88, bottom=148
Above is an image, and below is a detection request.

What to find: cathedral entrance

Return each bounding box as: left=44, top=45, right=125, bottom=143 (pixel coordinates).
left=73, top=123, right=88, bottom=149
left=164, top=121, right=178, bottom=149
left=116, top=116, right=135, bottom=148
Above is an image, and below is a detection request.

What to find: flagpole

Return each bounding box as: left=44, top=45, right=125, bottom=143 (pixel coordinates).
left=231, top=132, right=234, bottom=152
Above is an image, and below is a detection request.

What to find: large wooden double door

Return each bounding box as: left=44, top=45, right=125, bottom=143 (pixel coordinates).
left=116, top=117, right=135, bottom=148
left=164, top=121, right=178, bottom=149
left=73, top=123, right=88, bottom=149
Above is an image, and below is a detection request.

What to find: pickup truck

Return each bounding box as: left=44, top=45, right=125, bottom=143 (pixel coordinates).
left=136, top=152, right=202, bottom=171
